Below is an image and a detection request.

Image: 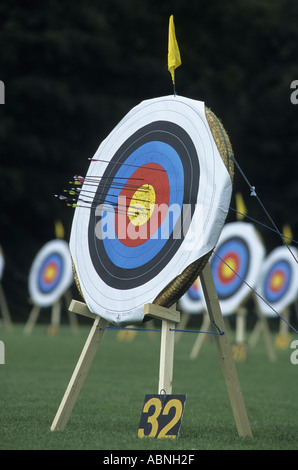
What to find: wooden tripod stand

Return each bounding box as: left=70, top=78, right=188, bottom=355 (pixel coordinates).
left=50, top=263, right=252, bottom=437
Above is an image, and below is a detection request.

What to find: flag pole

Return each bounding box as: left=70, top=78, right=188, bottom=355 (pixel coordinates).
left=173, top=71, right=176, bottom=96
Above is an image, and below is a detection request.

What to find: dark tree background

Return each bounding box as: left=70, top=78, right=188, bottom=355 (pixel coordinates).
left=1, top=0, right=298, bottom=320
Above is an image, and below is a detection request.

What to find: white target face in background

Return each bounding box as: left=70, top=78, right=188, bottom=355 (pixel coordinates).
left=70, top=95, right=233, bottom=325
left=179, top=277, right=206, bottom=314
left=210, top=222, right=265, bottom=315
left=256, top=246, right=298, bottom=317
left=29, top=240, right=74, bottom=308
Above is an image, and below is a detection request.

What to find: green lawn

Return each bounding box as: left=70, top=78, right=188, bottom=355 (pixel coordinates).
left=0, top=319, right=298, bottom=450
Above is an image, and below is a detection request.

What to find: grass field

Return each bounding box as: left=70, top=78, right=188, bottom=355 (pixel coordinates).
left=0, top=317, right=298, bottom=451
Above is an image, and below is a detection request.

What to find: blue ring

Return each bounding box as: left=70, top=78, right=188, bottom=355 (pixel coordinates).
left=212, top=238, right=249, bottom=299
left=263, top=260, right=291, bottom=303
left=102, top=141, right=184, bottom=269
left=88, top=120, right=200, bottom=291
left=187, top=283, right=201, bottom=301
left=38, top=253, right=63, bottom=293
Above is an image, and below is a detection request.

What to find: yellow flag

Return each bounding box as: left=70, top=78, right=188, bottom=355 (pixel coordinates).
left=235, top=193, right=247, bottom=220
left=168, top=15, right=181, bottom=84
left=55, top=219, right=65, bottom=239
left=282, top=224, right=292, bottom=244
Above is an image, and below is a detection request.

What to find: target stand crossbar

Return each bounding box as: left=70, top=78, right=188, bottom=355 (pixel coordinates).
left=50, top=263, right=252, bottom=437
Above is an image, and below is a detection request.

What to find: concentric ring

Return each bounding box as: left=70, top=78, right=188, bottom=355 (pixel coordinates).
left=29, top=240, right=74, bottom=308
left=179, top=277, right=205, bottom=314
left=88, top=121, right=198, bottom=289
left=38, top=253, right=63, bottom=293
left=212, top=237, right=249, bottom=300
left=263, top=260, right=291, bottom=303
left=256, top=246, right=298, bottom=316
left=210, top=222, right=265, bottom=315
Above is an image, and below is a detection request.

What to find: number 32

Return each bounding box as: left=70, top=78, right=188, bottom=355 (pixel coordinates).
left=138, top=397, right=184, bottom=439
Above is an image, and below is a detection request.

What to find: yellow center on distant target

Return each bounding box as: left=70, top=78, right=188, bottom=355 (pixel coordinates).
left=128, top=184, right=156, bottom=226
left=222, top=257, right=237, bottom=279
left=44, top=264, right=57, bottom=282
left=271, top=273, right=283, bottom=290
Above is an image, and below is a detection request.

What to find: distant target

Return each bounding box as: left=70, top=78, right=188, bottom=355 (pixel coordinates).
left=256, top=246, right=298, bottom=316
left=210, top=222, right=265, bottom=315
left=264, top=260, right=291, bottom=303
left=179, top=277, right=205, bottom=314
left=29, top=240, right=74, bottom=307
left=212, top=237, right=249, bottom=299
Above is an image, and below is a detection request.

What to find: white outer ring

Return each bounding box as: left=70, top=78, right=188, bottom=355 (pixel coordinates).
left=179, top=279, right=206, bottom=314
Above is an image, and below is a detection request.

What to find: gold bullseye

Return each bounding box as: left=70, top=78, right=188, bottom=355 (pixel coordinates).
left=128, top=184, right=156, bottom=226
left=222, top=256, right=237, bottom=279
left=271, top=272, right=283, bottom=290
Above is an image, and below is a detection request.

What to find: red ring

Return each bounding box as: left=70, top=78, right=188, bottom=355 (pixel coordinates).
left=269, top=269, right=285, bottom=292
left=218, top=251, right=239, bottom=284
left=115, top=163, right=170, bottom=247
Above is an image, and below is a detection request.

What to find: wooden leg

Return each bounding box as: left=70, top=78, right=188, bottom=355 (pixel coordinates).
left=248, top=319, right=262, bottom=348
left=253, top=296, right=276, bottom=361
left=144, top=303, right=180, bottom=395
left=0, top=284, right=13, bottom=330
left=158, top=319, right=176, bottom=394
left=48, top=300, right=61, bottom=336
left=23, top=304, right=40, bottom=335
left=189, top=311, right=210, bottom=359
left=64, top=290, right=80, bottom=335
left=51, top=314, right=109, bottom=431
left=280, top=308, right=289, bottom=335
left=0, top=339, right=4, bottom=364
left=200, top=263, right=253, bottom=437
left=144, top=319, right=156, bottom=340
left=236, top=307, right=246, bottom=343
left=175, top=312, right=190, bottom=343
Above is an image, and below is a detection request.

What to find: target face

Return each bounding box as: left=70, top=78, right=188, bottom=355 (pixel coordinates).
left=210, top=222, right=265, bottom=315
left=179, top=277, right=205, bottom=314
left=89, top=124, right=195, bottom=288
left=256, top=246, right=298, bottom=316
left=29, top=240, right=74, bottom=307
left=70, top=95, right=233, bottom=325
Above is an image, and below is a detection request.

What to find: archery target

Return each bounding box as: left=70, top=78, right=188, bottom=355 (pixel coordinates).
left=70, top=95, right=233, bottom=325
left=256, top=246, right=298, bottom=316
left=179, top=276, right=206, bottom=314
left=210, top=222, right=265, bottom=315
left=29, top=240, right=74, bottom=307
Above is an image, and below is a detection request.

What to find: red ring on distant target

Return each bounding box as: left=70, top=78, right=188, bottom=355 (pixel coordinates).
left=269, top=269, right=284, bottom=292
left=43, top=262, right=59, bottom=283
left=218, top=251, right=240, bottom=284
